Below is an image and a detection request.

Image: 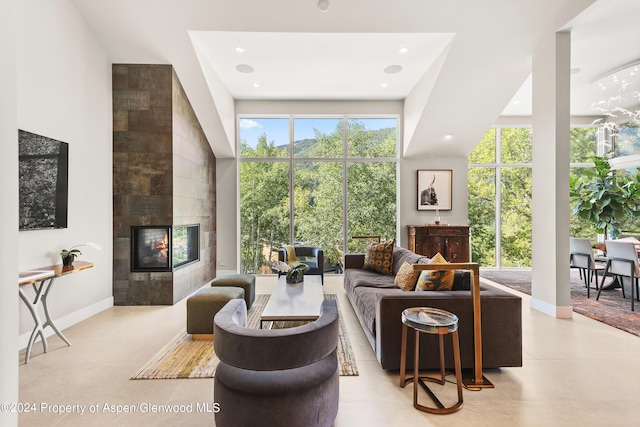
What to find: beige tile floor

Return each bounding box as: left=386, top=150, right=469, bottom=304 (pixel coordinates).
left=18, top=274, right=640, bottom=426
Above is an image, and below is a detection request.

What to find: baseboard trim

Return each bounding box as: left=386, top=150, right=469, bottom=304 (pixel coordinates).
left=530, top=297, right=573, bottom=319
left=19, top=296, right=114, bottom=350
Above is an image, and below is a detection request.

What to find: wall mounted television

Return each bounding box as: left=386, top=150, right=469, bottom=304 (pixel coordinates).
left=18, top=130, right=69, bottom=230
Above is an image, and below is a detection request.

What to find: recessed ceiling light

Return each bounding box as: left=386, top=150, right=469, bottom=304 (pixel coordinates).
left=318, top=0, right=329, bottom=12
left=380, top=83, right=388, bottom=88
left=236, top=64, right=254, bottom=73
left=235, top=47, right=245, bottom=53
left=444, top=134, right=454, bottom=140
left=384, top=65, right=403, bottom=74
left=253, top=83, right=260, bottom=88
left=399, top=47, right=409, bottom=54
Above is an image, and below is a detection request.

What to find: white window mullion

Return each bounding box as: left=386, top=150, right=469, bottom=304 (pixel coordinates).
left=342, top=116, right=349, bottom=260
left=289, top=115, right=295, bottom=244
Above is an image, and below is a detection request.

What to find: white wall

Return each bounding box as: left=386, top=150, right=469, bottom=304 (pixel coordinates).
left=216, top=157, right=239, bottom=273
left=218, top=100, right=470, bottom=269
left=16, top=0, right=113, bottom=340
left=398, top=156, right=469, bottom=248
left=1, top=0, right=19, bottom=424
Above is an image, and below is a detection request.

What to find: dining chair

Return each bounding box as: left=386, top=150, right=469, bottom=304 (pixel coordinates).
left=569, top=237, right=605, bottom=298
left=597, top=240, right=640, bottom=311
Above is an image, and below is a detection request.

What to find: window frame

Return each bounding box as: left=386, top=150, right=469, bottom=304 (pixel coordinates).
left=469, top=125, right=599, bottom=268
left=237, top=114, right=400, bottom=273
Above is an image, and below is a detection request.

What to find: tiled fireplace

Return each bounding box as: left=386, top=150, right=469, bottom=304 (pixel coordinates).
left=131, top=225, right=200, bottom=272
left=112, top=64, right=215, bottom=306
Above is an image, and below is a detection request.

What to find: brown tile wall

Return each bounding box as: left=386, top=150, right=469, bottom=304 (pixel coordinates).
left=112, top=64, right=216, bottom=305
left=170, top=69, right=216, bottom=303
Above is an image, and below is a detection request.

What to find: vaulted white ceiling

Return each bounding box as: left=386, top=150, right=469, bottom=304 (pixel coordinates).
left=71, top=0, right=640, bottom=159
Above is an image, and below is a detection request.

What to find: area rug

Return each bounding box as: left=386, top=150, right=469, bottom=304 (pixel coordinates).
left=131, top=294, right=358, bottom=379
left=481, top=270, right=640, bottom=337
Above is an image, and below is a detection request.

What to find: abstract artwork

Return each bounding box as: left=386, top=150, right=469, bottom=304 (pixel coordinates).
left=19, top=130, right=69, bottom=230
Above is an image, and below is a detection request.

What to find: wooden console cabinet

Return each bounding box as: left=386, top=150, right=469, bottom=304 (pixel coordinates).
left=407, top=225, right=470, bottom=262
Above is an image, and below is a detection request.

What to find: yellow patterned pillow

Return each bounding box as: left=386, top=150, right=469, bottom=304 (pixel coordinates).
left=394, top=261, right=421, bottom=291
left=415, top=252, right=454, bottom=291
left=363, top=239, right=395, bottom=275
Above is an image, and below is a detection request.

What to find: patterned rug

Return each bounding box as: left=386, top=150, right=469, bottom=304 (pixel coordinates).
left=131, top=294, right=358, bottom=379
left=481, top=269, right=640, bottom=337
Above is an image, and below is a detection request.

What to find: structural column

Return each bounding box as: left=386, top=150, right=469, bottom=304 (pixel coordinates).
left=531, top=31, right=572, bottom=318
left=0, top=0, right=20, bottom=425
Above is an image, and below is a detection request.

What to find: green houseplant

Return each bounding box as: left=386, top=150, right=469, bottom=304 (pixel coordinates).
left=271, top=260, right=308, bottom=283
left=60, top=246, right=83, bottom=266
left=60, top=242, right=102, bottom=266
left=286, top=265, right=306, bottom=283
left=569, top=155, right=640, bottom=239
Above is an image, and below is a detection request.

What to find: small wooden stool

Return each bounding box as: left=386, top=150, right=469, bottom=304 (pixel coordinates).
left=399, top=307, right=463, bottom=414
left=211, top=274, right=255, bottom=309
left=186, top=287, right=244, bottom=340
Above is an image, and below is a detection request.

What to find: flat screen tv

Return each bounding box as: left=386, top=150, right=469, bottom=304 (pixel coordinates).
left=18, top=130, right=69, bottom=230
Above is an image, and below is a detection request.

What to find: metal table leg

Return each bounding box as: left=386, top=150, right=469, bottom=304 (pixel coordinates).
left=19, top=277, right=71, bottom=364
left=41, top=277, right=71, bottom=346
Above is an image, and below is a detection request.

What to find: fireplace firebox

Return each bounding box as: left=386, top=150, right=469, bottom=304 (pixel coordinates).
left=131, top=224, right=200, bottom=272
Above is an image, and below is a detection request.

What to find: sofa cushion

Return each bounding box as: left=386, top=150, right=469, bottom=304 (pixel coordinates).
left=351, top=285, right=394, bottom=335
left=344, top=268, right=396, bottom=295
left=363, top=240, right=395, bottom=275
left=392, top=246, right=430, bottom=275
left=415, top=252, right=455, bottom=291
left=394, top=261, right=421, bottom=291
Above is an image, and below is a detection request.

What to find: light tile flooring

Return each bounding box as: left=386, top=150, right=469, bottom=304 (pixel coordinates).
left=18, top=274, right=640, bottom=426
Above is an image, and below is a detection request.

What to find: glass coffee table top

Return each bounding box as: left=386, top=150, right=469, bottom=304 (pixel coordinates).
left=401, top=307, right=458, bottom=334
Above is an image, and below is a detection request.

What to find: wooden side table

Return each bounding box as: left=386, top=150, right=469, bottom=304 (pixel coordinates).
left=18, top=261, right=94, bottom=363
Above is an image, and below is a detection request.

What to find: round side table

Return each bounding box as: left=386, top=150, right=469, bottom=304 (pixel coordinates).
left=399, top=307, right=463, bottom=414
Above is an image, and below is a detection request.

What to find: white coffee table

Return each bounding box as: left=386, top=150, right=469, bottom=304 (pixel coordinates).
left=260, top=275, right=324, bottom=329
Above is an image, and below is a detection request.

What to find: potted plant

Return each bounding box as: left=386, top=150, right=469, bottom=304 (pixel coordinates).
left=271, top=260, right=308, bottom=283
left=286, top=265, right=306, bottom=283
left=60, top=242, right=102, bottom=266
left=569, top=155, right=640, bottom=239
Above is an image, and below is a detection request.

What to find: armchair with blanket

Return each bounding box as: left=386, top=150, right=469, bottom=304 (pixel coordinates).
left=278, top=245, right=324, bottom=284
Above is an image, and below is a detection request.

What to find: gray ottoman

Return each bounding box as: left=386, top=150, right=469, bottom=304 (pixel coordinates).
left=187, top=287, right=244, bottom=340
left=211, top=274, right=255, bottom=309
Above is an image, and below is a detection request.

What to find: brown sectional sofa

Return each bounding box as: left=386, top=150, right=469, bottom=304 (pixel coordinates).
left=344, top=246, right=522, bottom=370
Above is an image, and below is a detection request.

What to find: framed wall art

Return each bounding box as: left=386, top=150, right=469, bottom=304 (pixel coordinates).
left=18, top=130, right=69, bottom=230
left=417, top=169, right=452, bottom=211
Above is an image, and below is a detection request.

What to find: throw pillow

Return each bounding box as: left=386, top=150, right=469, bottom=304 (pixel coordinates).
left=415, top=252, right=455, bottom=291
left=363, top=239, right=395, bottom=275
left=394, top=261, right=421, bottom=291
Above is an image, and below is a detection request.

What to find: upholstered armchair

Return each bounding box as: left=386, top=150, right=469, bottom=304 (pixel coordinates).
left=213, top=298, right=339, bottom=427
left=278, top=245, right=324, bottom=284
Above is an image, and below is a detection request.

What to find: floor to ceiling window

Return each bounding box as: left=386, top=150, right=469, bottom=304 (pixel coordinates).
left=239, top=116, right=398, bottom=274
left=468, top=127, right=532, bottom=268
left=469, top=126, right=597, bottom=268
left=569, top=127, right=599, bottom=239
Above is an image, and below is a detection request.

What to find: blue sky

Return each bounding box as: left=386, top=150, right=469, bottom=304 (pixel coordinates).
left=239, top=117, right=396, bottom=149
